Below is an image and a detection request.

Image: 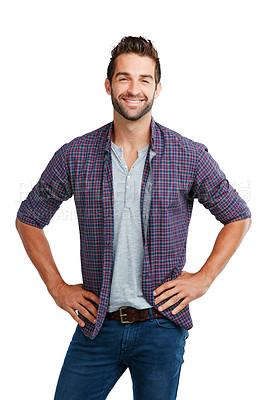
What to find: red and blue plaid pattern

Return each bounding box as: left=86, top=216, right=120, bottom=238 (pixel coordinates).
left=17, top=117, right=251, bottom=339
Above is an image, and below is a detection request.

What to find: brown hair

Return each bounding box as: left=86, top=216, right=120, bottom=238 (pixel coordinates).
left=107, top=36, right=161, bottom=87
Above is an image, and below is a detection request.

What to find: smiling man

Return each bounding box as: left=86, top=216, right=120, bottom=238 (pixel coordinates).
left=16, top=36, right=252, bottom=400
left=107, top=52, right=160, bottom=122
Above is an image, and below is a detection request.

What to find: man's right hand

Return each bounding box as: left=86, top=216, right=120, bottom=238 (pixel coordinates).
left=51, top=283, right=100, bottom=327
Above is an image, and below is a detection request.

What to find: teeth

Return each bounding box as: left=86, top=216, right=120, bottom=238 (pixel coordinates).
left=124, top=99, right=143, bottom=103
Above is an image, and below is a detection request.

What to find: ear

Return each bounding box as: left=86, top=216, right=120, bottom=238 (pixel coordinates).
left=105, top=78, right=111, bottom=95
left=154, top=82, right=162, bottom=99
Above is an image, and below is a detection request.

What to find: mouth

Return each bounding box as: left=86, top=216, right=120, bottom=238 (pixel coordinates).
left=122, top=99, right=145, bottom=105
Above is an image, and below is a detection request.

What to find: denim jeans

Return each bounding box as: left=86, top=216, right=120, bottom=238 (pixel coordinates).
left=54, top=309, right=189, bottom=400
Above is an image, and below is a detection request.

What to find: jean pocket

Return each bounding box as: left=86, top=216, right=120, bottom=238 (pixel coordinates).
left=154, top=317, right=179, bottom=329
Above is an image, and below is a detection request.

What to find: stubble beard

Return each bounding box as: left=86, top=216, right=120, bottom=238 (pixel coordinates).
left=110, top=88, right=155, bottom=122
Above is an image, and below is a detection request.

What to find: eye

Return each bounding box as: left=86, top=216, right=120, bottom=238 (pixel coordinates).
left=142, top=80, right=150, bottom=84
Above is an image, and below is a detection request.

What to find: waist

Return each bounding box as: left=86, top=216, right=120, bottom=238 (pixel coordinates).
left=105, top=306, right=164, bottom=324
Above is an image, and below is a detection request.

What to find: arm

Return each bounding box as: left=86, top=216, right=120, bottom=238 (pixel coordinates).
left=16, top=144, right=99, bottom=326
left=15, top=218, right=99, bottom=327
left=154, top=142, right=252, bottom=314
left=154, top=217, right=252, bottom=314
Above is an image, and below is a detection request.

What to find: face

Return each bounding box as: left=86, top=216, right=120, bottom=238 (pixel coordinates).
left=105, top=53, right=161, bottom=121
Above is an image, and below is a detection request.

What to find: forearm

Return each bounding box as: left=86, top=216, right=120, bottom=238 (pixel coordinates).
left=198, top=217, right=252, bottom=286
left=16, top=217, right=100, bottom=325
left=154, top=217, right=252, bottom=314
left=15, top=217, right=65, bottom=295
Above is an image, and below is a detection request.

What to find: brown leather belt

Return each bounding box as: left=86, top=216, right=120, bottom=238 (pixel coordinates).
left=105, top=306, right=164, bottom=324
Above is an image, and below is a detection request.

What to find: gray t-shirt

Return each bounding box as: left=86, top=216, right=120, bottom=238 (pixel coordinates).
left=107, top=140, right=155, bottom=312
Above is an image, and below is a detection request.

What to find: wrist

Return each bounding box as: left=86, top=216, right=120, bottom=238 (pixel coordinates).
left=196, top=266, right=215, bottom=289
left=47, top=279, right=66, bottom=299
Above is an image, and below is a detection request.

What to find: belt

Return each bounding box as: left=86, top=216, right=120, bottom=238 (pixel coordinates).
left=105, top=306, right=164, bottom=324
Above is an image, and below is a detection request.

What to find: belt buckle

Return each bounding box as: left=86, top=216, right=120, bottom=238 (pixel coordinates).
left=119, top=307, right=134, bottom=324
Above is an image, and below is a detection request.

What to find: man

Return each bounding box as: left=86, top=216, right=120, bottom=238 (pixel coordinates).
left=16, top=36, right=252, bottom=399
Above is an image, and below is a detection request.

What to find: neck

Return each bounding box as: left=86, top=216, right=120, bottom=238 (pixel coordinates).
left=111, top=110, right=152, bottom=150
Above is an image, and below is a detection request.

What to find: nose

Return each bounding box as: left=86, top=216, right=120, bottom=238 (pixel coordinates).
left=127, top=80, right=141, bottom=96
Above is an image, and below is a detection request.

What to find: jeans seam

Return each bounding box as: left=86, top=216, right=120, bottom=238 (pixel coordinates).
left=99, top=364, right=127, bottom=400
left=154, top=318, right=178, bottom=328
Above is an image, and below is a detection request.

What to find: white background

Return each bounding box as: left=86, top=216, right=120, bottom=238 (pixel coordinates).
left=1, top=1, right=265, bottom=399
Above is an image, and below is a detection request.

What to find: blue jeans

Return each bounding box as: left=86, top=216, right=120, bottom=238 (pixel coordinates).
left=54, top=309, right=189, bottom=400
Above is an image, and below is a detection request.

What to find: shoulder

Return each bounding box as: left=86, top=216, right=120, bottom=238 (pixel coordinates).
left=155, top=120, right=208, bottom=157
left=55, top=122, right=112, bottom=159
left=65, top=121, right=111, bottom=151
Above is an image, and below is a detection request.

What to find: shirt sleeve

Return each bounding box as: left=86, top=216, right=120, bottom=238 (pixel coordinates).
left=190, top=143, right=251, bottom=225
left=16, top=143, right=73, bottom=229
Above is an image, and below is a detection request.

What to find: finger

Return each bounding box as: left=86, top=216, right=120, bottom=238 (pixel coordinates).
left=76, top=303, right=97, bottom=323
left=68, top=308, right=86, bottom=327
left=154, top=279, right=177, bottom=296
left=172, top=299, right=189, bottom=315
left=157, top=293, right=184, bottom=312
left=82, top=290, right=100, bottom=305
left=154, top=287, right=180, bottom=305
left=80, top=300, right=98, bottom=318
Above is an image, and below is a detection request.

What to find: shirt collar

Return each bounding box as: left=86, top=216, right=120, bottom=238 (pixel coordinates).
left=104, top=116, right=162, bottom=156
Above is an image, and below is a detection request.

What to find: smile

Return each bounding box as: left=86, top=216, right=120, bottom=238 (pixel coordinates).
left=122, top=99, right=144, bottom=104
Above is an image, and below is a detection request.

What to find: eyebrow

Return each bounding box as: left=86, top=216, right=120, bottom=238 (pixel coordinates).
left=115, top=72, right=154, bottom=81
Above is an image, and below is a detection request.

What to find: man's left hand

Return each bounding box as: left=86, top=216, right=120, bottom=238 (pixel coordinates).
left=153, top=270, right=211, bottom=315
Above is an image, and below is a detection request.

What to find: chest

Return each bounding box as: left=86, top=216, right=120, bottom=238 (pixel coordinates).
left=123, top=150, right=138, bottom=171
left=73, top=143, right=194, bottom=215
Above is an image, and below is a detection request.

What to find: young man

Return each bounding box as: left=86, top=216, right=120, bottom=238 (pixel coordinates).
left=16, top=36, right=252, bottom=399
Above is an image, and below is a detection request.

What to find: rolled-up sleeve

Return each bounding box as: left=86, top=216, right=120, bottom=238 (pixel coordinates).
left=191, top=143, right=251, bottom=225
left=16, top=143, right=73, bottom=229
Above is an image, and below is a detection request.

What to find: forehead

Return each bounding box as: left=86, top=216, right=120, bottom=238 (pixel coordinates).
left=114, top=53, right=156, bottom=78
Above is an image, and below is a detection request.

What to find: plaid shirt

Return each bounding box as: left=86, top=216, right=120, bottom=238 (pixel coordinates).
left=17, top=117, right=251, bottom=339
